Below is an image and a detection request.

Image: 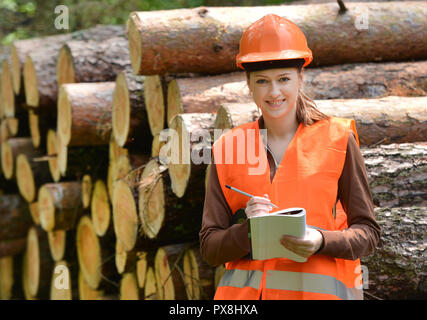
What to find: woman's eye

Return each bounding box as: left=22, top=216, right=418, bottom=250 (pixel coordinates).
left=256, top=79, right=267, bottom=84
left=280, top=77, right=290, bottom=82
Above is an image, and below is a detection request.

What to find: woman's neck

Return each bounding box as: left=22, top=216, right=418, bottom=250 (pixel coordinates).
left=263, top=112, right=299, bottom=142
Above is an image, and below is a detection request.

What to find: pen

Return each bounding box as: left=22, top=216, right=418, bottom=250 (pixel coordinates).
left=225, top=185, right=279, bottom=208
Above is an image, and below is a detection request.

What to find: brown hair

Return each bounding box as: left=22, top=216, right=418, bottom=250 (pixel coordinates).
left=244, top=60, right=330, bottom=126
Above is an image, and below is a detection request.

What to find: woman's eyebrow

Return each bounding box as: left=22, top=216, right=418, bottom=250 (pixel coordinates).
left=255, top=72, right=291, bottom=78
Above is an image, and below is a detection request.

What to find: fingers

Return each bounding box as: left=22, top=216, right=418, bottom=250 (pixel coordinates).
left=246, top=196, right=271, bottom=207
left=245, top=196, right=272, bottom=218
left=280, top=229, right=323, bottom=258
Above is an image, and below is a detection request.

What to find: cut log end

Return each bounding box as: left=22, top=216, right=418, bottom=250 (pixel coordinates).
left=127, top=17, right=143, bottom=75
left=138, top=159, right=165, bottom=239
left=214, top=103, right=260, bottom=131
left=23, top=55, right=39, bottom=107
left=1, top=140, right=14, bottom=180
left=1, top=61, right=15, bottom=117
left=144, top=75, right=165, bottom=136
left=29, top=201, right=40, bottom=225
left=168, top=115, right=191, bottom=198
left=183, top=249, right=200, bottom=300
left=112, top=180, right=138, bottom=252
left=120, top=272, right=139, bottom=300
left=6, top=118, right=19, bottom=137
left=109, top=134, right=128, bottom=163
left=0, top=256, right=14, bottom=300
left=47, top=230, right=66, bottom=262
left=112, top=72, right=130, bottom=147
left=11, top=45, right=21, bottom=94
left=47, top=130, right=60, bottom=182
left=16, top=154, right=36, bottom=203
left=50, top=261, right=72, bottom=300
left=57, top=86, right=72, bottom=146
left=167, top=79, right=182, bottom=126
left=38, top=185, right=56, bottom=231
left=57, top=46, right=75, bottom=86
left=78, top=271, right=103, bottom=300
left=82, top=174, right=92, bottom=209
left=76, top=216, right=102, bottom=290
left=115, top=240, right=129, bottom=275
left=29, top=110, right=41, bottom=148
left=24, top=227, right=41, bottom=298
left=57, top=135, right=68, bottom=176
left=144, top=267, right=158, bottom=300
left=91, top=180, right=111, bottom=237
left=154, top=247, right=175, bottom=300
left=136, top=252, right=147, bottom=288
left=151, top=134, right=165, bottom=158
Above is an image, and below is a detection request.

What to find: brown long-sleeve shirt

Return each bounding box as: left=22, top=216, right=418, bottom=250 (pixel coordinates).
left=199, top=120, right=381, bottom=266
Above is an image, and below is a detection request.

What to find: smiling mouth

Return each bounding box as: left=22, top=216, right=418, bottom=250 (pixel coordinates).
left=266, top=99, right=286, bottom=108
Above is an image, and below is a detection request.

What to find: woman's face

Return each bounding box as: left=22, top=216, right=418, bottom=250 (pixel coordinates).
left=247, top=67, right=303, bottom=120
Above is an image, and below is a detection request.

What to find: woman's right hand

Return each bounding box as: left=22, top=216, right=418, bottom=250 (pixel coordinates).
left=245, top=194, right=273, bottom=218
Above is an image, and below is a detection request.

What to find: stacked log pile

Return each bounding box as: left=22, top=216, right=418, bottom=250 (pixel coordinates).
left=0, top=2, right=426, bottom=300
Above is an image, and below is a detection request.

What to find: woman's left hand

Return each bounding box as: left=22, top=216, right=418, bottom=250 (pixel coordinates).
left=280, top=228, right=324, bottom=258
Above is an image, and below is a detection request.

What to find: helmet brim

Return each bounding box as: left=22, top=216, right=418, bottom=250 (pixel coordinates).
left=236, top=49, right=313, bottom=69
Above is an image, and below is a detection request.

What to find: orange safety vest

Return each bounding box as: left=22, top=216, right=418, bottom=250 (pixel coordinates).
left=212, top=117, right=363, bottom=300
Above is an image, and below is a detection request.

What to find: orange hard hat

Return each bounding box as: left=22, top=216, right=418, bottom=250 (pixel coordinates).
left=236, top=14, right=313, bottom=70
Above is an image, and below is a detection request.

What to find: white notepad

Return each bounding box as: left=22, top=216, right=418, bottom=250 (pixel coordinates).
left=249, top=207, right=307, bottom=262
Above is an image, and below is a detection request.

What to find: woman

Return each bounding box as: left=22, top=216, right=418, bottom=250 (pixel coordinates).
left=199, top=14, right=380, bottom=300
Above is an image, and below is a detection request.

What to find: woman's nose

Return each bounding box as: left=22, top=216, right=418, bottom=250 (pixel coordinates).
left=268, top=81, right=281, bottom=98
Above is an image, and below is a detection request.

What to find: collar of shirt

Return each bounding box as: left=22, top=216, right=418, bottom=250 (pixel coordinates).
left=257, top=116, right=279, bottom=180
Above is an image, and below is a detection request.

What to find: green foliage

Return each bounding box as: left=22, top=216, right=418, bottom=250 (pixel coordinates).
left=0, top=0, right=296, bottom=45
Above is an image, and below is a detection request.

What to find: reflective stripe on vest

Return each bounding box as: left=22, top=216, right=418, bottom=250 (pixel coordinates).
left=218, top=269, right=363, bottom=300
left=218, top=269, right=263, bottom=290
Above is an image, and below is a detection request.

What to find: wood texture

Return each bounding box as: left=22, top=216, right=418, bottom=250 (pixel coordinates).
left=128, top=2, right=427, bottom=75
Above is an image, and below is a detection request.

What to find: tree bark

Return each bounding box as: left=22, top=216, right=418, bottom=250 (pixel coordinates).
left=168, top=61, right=427, bottom=122
left=57, top=143, right=109, bottom=182
left=362, top=142, right=427, bottom=208
left=0, top=238, right=26, bottom=258
left=128, top=2, right=427, bottom=75
left=362, top=207, right=426, bottom=300
left=57, top=82, right=115, bottom=147
left=166, top=72, right=252, bottom=125
left=214, top=96, right=427, bottom=146
left=57, top=36, right=129, bottom=86
left=20, top=25, right=125, bottom=108
left=0, top=194, right=32, bottom=242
